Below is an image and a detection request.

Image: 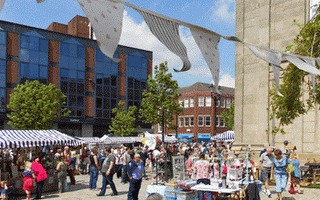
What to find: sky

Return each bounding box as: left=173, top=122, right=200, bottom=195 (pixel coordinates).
left=0, top=0, right=236, bottom=88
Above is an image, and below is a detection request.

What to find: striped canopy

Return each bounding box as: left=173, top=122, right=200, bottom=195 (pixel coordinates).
left=0, top=130, right=83, bottom=148
left=211, top=131, right=234, bottom=142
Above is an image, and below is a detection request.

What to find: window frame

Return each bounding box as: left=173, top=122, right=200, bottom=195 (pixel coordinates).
left=184, top=98, right=189, bottom=108
left=184, top=116, right=189, bottom=127
left=205, top=96, right=211, bottom=107
left=190, top=116, right=194, bottom=127
left=198, top=116, right=204, bottom=127
left=178, top=117, right=184, bottom=127
left=198, top=96, right=204, bottom=107
left=190, top=97, right=194, bottom=107
left=205, top=115, right=211, bottom=127
left=220, top=97, right=225, bottom=108
left=215, top=116, right=220, bottom=127
left=226, top=98, right=231, bottom=108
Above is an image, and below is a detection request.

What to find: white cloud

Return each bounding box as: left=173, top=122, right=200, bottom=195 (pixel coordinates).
left=215, top=74, right=235, bottom=88
left=210, top=0, right=235, bottom=24
left=119, top=10, right=211, bottom=77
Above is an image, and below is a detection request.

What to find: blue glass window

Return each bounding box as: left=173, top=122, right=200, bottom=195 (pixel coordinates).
left=0, top=59, right=5, bottom=73
left=0, top=45, right=5, bottom=59
left=0, top=31, right=6, bottom=45
left=59, top=41, right=86, bottom=118
left=19, top=33, right=48, bottom=85
left=0, top=31, right=6, bottom=112
left=0, top=73, right=5, bottom=87
left=95, top=49, right=118, bottom=119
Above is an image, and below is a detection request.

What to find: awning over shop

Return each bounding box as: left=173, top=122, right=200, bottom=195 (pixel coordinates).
left=102, top=136, right=143, bottom=144
left=177, top=134, right=194, bottom=139
left=0, top=130, right=83, bottom=148
left=211, top=131, right=234, bottom=142
left=197, top=134, right=211, bottom=139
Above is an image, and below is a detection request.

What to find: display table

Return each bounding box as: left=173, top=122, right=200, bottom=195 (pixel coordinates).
left=191, top=185, right=242, bottom=200
left=146, top=185, right=167, bottom=198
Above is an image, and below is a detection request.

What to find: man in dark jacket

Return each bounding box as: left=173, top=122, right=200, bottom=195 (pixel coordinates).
left=127, top=154, right=144, bottom=200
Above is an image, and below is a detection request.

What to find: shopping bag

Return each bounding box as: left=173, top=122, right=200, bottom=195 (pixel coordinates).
left=289, top=178, right=295, bottom=194
left=222, top=165, right=228, bottom=174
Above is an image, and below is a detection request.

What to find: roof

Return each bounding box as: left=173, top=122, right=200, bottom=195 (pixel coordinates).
left=0, top=20, right=153, bottom=59
left=177, top=82, right=234, bottom=97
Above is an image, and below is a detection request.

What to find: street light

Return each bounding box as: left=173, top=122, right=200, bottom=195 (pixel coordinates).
left=209, top=84, right=221, bottom=137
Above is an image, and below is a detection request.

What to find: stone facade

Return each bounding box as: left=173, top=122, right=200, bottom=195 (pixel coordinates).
left=235, top=0, right=320, bottom=155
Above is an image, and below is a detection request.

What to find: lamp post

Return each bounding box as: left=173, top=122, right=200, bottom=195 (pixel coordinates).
left=209, top=84, right=220, bottom=137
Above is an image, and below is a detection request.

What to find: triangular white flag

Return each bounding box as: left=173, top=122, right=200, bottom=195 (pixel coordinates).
left=77, top=0, right=123, bottom=63
left=245, top=43, right=282, bottom=66
left=138, top=10, right=190, bottom=72
left=272, top=64, right=283, bottom=97
left=0, top=0, right=5, bottom=12
left=283, top=54, right=320, bottom=75
left=301, top=57, right=316, bottom=94
left=190, top=27, right=221, bottom=94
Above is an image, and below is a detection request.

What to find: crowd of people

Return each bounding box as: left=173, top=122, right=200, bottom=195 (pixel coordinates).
left=0, top=139, right=306, bottom=200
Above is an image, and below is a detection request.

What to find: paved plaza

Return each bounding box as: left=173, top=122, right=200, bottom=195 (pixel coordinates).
left=11, top=173, right=320, bottom=200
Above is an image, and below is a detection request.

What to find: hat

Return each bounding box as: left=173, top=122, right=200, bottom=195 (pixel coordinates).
left=284, top=140, right=288, bottom=145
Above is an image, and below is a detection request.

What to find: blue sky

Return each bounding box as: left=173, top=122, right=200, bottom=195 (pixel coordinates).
left=0, top=0, right=235, bottom=88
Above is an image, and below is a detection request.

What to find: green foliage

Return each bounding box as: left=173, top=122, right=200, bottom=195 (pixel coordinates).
left=268, top=14, right=320, bottom=135
left=7, top=80, right=70, bottom=130
left=221, top=102, right=234, bottom=130
left=108, top=101, right=140, bottom=136
left=139, top=62, right=183, bottom=140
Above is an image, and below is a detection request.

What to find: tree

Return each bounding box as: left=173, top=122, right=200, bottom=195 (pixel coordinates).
left=7, top=80, right=70, bottom=130
left=268, top=14, right=320, bottom=135
left=140, top=61, right=183, bottom=144
left=108, top=101, right=139, bottom=136
left=221, top=102, right=234, bottom=130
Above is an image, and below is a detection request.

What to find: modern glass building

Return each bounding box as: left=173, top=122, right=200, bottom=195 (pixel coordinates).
left=0, top=15, right=153, bottom=137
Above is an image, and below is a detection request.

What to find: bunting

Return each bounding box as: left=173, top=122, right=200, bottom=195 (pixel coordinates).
left=283, top=54, right=320, bottom=76
left=190, top=27, right=221, bottom=93
left=272, top=65, right=283, bottom=97
left=77, top=0, right=123, bottom=63
left=0, top=0, right=5, bottom=13
left=138, top=10, right=191, bottom=72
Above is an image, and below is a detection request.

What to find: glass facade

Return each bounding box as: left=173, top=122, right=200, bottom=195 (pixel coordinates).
left=19, top=32, right=49, bottom=85
left=126, top=52, right=148, bottom=110
left=0, top=30, right=6, bottom=112
left=59, top=39, right=86, bottom=117
left=95, top=49, right=118, bottom=119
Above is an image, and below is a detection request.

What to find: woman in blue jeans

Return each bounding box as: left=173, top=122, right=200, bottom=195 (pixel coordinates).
left=89, top=148, right=100, bottom=190
left=271, top=149, right=289, bottom=200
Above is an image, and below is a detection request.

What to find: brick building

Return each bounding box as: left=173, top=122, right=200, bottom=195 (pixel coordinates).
left=0, top=15, right=153, bottom=137
left=155, top=82, right=234, bottom=142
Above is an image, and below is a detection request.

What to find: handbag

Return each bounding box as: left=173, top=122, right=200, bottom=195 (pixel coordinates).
left=289, top=178, right=295, bottom=194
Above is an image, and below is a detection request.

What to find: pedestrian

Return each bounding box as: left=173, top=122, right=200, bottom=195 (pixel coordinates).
left=89, top=148, right=100, bottom=190
left=56, top=155, right=68, bottom=193
left=98, top=150, right=106, bottom=168
left=23, top=161, right=36, bottom=200
left=127, top=154, right=144, bottom=200
left=97, top=147, right=118, bottom=196
left=271, top=149, right=289, bottom=200
left=0, top=181, right=8, bottom=200
left=259, top=147, right=274, bottom=198
left=281, top=140, right=292, bottom=155
left=68, top=151, right=76, bottom=185
left=122, top=147, right=132, bottom=184
left=289, top=153, right=303, bottom=194
left=193, top=153, right=212, bottom=200
left=31, top=157, right=48, bottom=199
left=139, top=147, right=149, bottom=180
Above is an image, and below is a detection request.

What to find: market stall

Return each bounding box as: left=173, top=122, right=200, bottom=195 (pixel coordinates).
left=211, top=130, right=235, bottom=142
left=0, top=130, right=83, bottom=195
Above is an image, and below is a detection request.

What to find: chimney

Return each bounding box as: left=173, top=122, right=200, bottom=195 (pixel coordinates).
left=68, top=15, right=90, bottom=38
left=47, top=22, right=68, bottom=34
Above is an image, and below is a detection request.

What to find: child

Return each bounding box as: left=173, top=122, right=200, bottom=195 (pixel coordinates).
left=23, top=161, right=35, bottom=200
left=0, top=181, right=8, bottom=200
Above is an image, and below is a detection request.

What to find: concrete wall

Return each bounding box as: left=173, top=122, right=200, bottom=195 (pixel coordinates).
left=235, top=0, right=318, bottom=154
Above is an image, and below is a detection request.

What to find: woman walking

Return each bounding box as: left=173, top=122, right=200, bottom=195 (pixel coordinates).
left=289, top=153, right=303, bottom=194
left=271, top=149, right=289, bottom=200
left=68, top=151, right=76, bottom=185
left=23, top=162, right=35, bottom=200
left=31, top=157, right=48, bottom=199
left=56, top=156, right=68, bottom=193
left=89, top=148, right=100, bottom=190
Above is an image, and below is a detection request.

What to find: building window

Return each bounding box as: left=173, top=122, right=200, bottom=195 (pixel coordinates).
left=215, top=98, right=220, bottom=107
left=184, top=117, right=189, bottom=127
left=95, top=49, right=118, bottom=119
left=190, top=97, right=194, bottom=107
left=190, top=116, right=194, bottom=127
left=19, top=33, right=49, bottom=85
left=198, top=116, right=204, bottom=126
left=198, top=96, right=204, bottom=107
left=179, top=117, right=184, bottom=127
left=158, top=124, right=162, bottom=133
left=179, top=99, right=183, bottom=107
left=226, top=98, right=231, bottom=108
left=0, top=30, right=6, bottom=113
left=220, top=117, right=225, bottom=127
left=220, top=97, right=225, bottom=108
left=205, top=116, right=211, bottom=127
left=215, top=117, right=220, bottom=127
left=60, top=40, right=85, bottom=117
left=184, top=98, right=189, bottom=108
left=205, top=96, right=211, bottom=107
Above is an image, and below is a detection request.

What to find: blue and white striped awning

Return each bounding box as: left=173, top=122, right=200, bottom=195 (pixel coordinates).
left=211, top=131, right=234, bottom=142
left=0, top=130, right=83, bottom=148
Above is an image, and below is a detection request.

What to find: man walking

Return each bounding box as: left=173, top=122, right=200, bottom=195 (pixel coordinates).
left=127, top=154, right=144, bottom=200
left=122, top=147, right=132, bottom=184
left=97, top=148, right=118, bottom=197
left=260, top=147, right=274, bottom=198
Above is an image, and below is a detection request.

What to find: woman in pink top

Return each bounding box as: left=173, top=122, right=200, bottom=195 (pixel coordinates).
left=31, top=158, right=48, bottom=199
left=193, top=153, right=212, bottom=200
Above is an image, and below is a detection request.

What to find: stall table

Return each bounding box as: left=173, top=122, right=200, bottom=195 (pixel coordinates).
left=191, top=185, right=242, bottom=200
